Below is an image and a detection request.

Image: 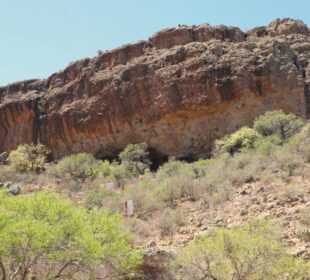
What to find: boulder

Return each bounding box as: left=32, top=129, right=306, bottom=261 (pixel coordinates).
left=2, top=182, right=21, bottom=195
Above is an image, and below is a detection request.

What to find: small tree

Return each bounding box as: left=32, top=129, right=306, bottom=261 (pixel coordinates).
left=9, top=144, right=49, bottom=173
left=253, top=110, right=304, bottom=142
left=0, top=191, right=141, bottom=279
left=100, top=160, right=111, bottom=177
left=214, top=127, right=261, bottom=155
left=172, top=220, right=309, bottom=280
left=111, top=162, right=128, bottom=183
left=49, top=153, right=100, bottom=183
left=119, top=143, right=151, bottom=176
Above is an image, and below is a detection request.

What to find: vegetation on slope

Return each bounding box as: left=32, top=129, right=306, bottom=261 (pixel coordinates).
left=0, top=110, right=309, bottom=279
left=0, top=191, right=141, bottom=279
left=173, top=220, right=309, bottom=279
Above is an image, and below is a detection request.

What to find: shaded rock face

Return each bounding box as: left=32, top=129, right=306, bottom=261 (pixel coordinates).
left=1, top=18, right=310, bottom=159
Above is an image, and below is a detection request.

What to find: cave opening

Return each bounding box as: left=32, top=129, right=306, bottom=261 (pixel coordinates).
left=148, top=148, right=169, bottom=171
left=95, top=147, right=208, bottom=172
left=178, top=154, right=197, bottom=163
left=95, top=147, right=169, bottom=171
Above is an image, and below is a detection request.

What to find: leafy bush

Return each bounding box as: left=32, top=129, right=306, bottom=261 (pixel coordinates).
left=200, top=153, right=261, bottom=204
left=84, top=186, right=121, bottom=212
left=214, top=126, right=261, bottom=155
left=84, top=187, right=108, bottom=209
left=123, top=182, right=163, bottom=216
left=173, top=220, right=310, bottom=280
left=119, top=142, right=151, bottom=177
left=110, top=163, right=127, bottom=182
left=181, top=178, right=204, bottom=201
left=288, top=122, right=310, bottom=162
left=9, top=144, right=49, bottom=173
left=100, top=160, right=112, bottom=177
left=49, top=153, right=100, bottom=183
left=253, top=110, right=304, bottom=142
left=191, top=159, right=213, bottom=178
left=253, top=135, right=282, bottom=156
left=63, top=179, right=83, bottom=192
left=157, top=159, right=187, bottom=178
left=155, top=177, right=183, bottom=208
left=158, top=207, right=185, bottom=237
left=270, top=147, right=304, bottom=178
left=0, top=191, right=141, bottom=279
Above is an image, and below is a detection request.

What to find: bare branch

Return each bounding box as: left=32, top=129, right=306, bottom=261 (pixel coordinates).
left=0, top=260, right=7, bottom=280
left=52, top=260, right=75, bottom=279
left=9, top=265, right=21, bottom=280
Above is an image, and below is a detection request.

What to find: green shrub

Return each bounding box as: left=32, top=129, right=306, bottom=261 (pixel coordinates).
left=227, top=151, right=265, bottom=184
left=122, top=164, right=204, bottom=216
left=253, top=135, right=282, bottom=156
left=253, top=110, right=304, bottom=142
left=0, top=191, right=141, bottom=279
left=278, top=182, right=304, bottom=200
left=139, top=192, right=164, bottom=215
left=84, top=186, right=121, bottom=211
left=203, top=179, right=232, bottom=207
left=64, top=179, right=83, bottom=192
left=201, top=154, right=243, bottom=201
left=100, top=160, right=112, bottom=177
left=174, top=206, right=187, bottom=227
left=49, top=153, right=100, bottom=183
left=158, top=207, right=185, bottom=237
left=157, top=159, right=187, bottom=178
left=155, top=177, right=183, bottom=208
left=119, top=143, right=151, bottom=177
left=9, top=144, right=49, bottom=173
left=214, top=126, right=261, bottom=155
left=181, top=178, right=204, bottom=201
left=288, top=122, right=310, bottom=162
left=110, top=163, right=127, bottom=182
left=191, top=159, right=213, bottom=178
left=124, top=185, right=147, bottom=214
left=269, top=147, right=304, bottom=178
left=172, top=219, right=310, bottom=280
left=123, top=182, right=163, bottom=216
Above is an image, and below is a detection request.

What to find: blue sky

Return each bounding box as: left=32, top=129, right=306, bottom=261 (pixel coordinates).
left=1, top=0, right=310, bottom=86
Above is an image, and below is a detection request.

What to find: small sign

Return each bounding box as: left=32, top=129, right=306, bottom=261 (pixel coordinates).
left=106, top=182, right=114, bottom=190
left=124, top=200, right=134, bottom=216
left=117, top=180, right=124, bottom=190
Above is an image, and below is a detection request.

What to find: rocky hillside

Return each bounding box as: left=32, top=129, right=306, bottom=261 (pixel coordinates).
left=1, top=18, right=310, bottom=159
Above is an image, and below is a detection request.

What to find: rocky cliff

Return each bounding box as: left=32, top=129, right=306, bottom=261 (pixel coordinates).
left=1, top=18, right=310, bottom=159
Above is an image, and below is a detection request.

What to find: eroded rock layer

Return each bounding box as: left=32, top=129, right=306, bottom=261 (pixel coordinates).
left=1, top=18, right=310, bottom=159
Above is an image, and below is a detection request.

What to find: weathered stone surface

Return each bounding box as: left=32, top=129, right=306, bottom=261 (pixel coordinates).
left=0, top=152, right=8, bottom=164
left=0, top=182, right=21, bottom=195
left=1, top=18, right=310, bottom=159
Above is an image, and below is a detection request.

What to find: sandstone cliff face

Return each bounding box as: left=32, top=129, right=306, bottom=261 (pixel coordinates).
left=1, top=18, right=310, bottom=159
